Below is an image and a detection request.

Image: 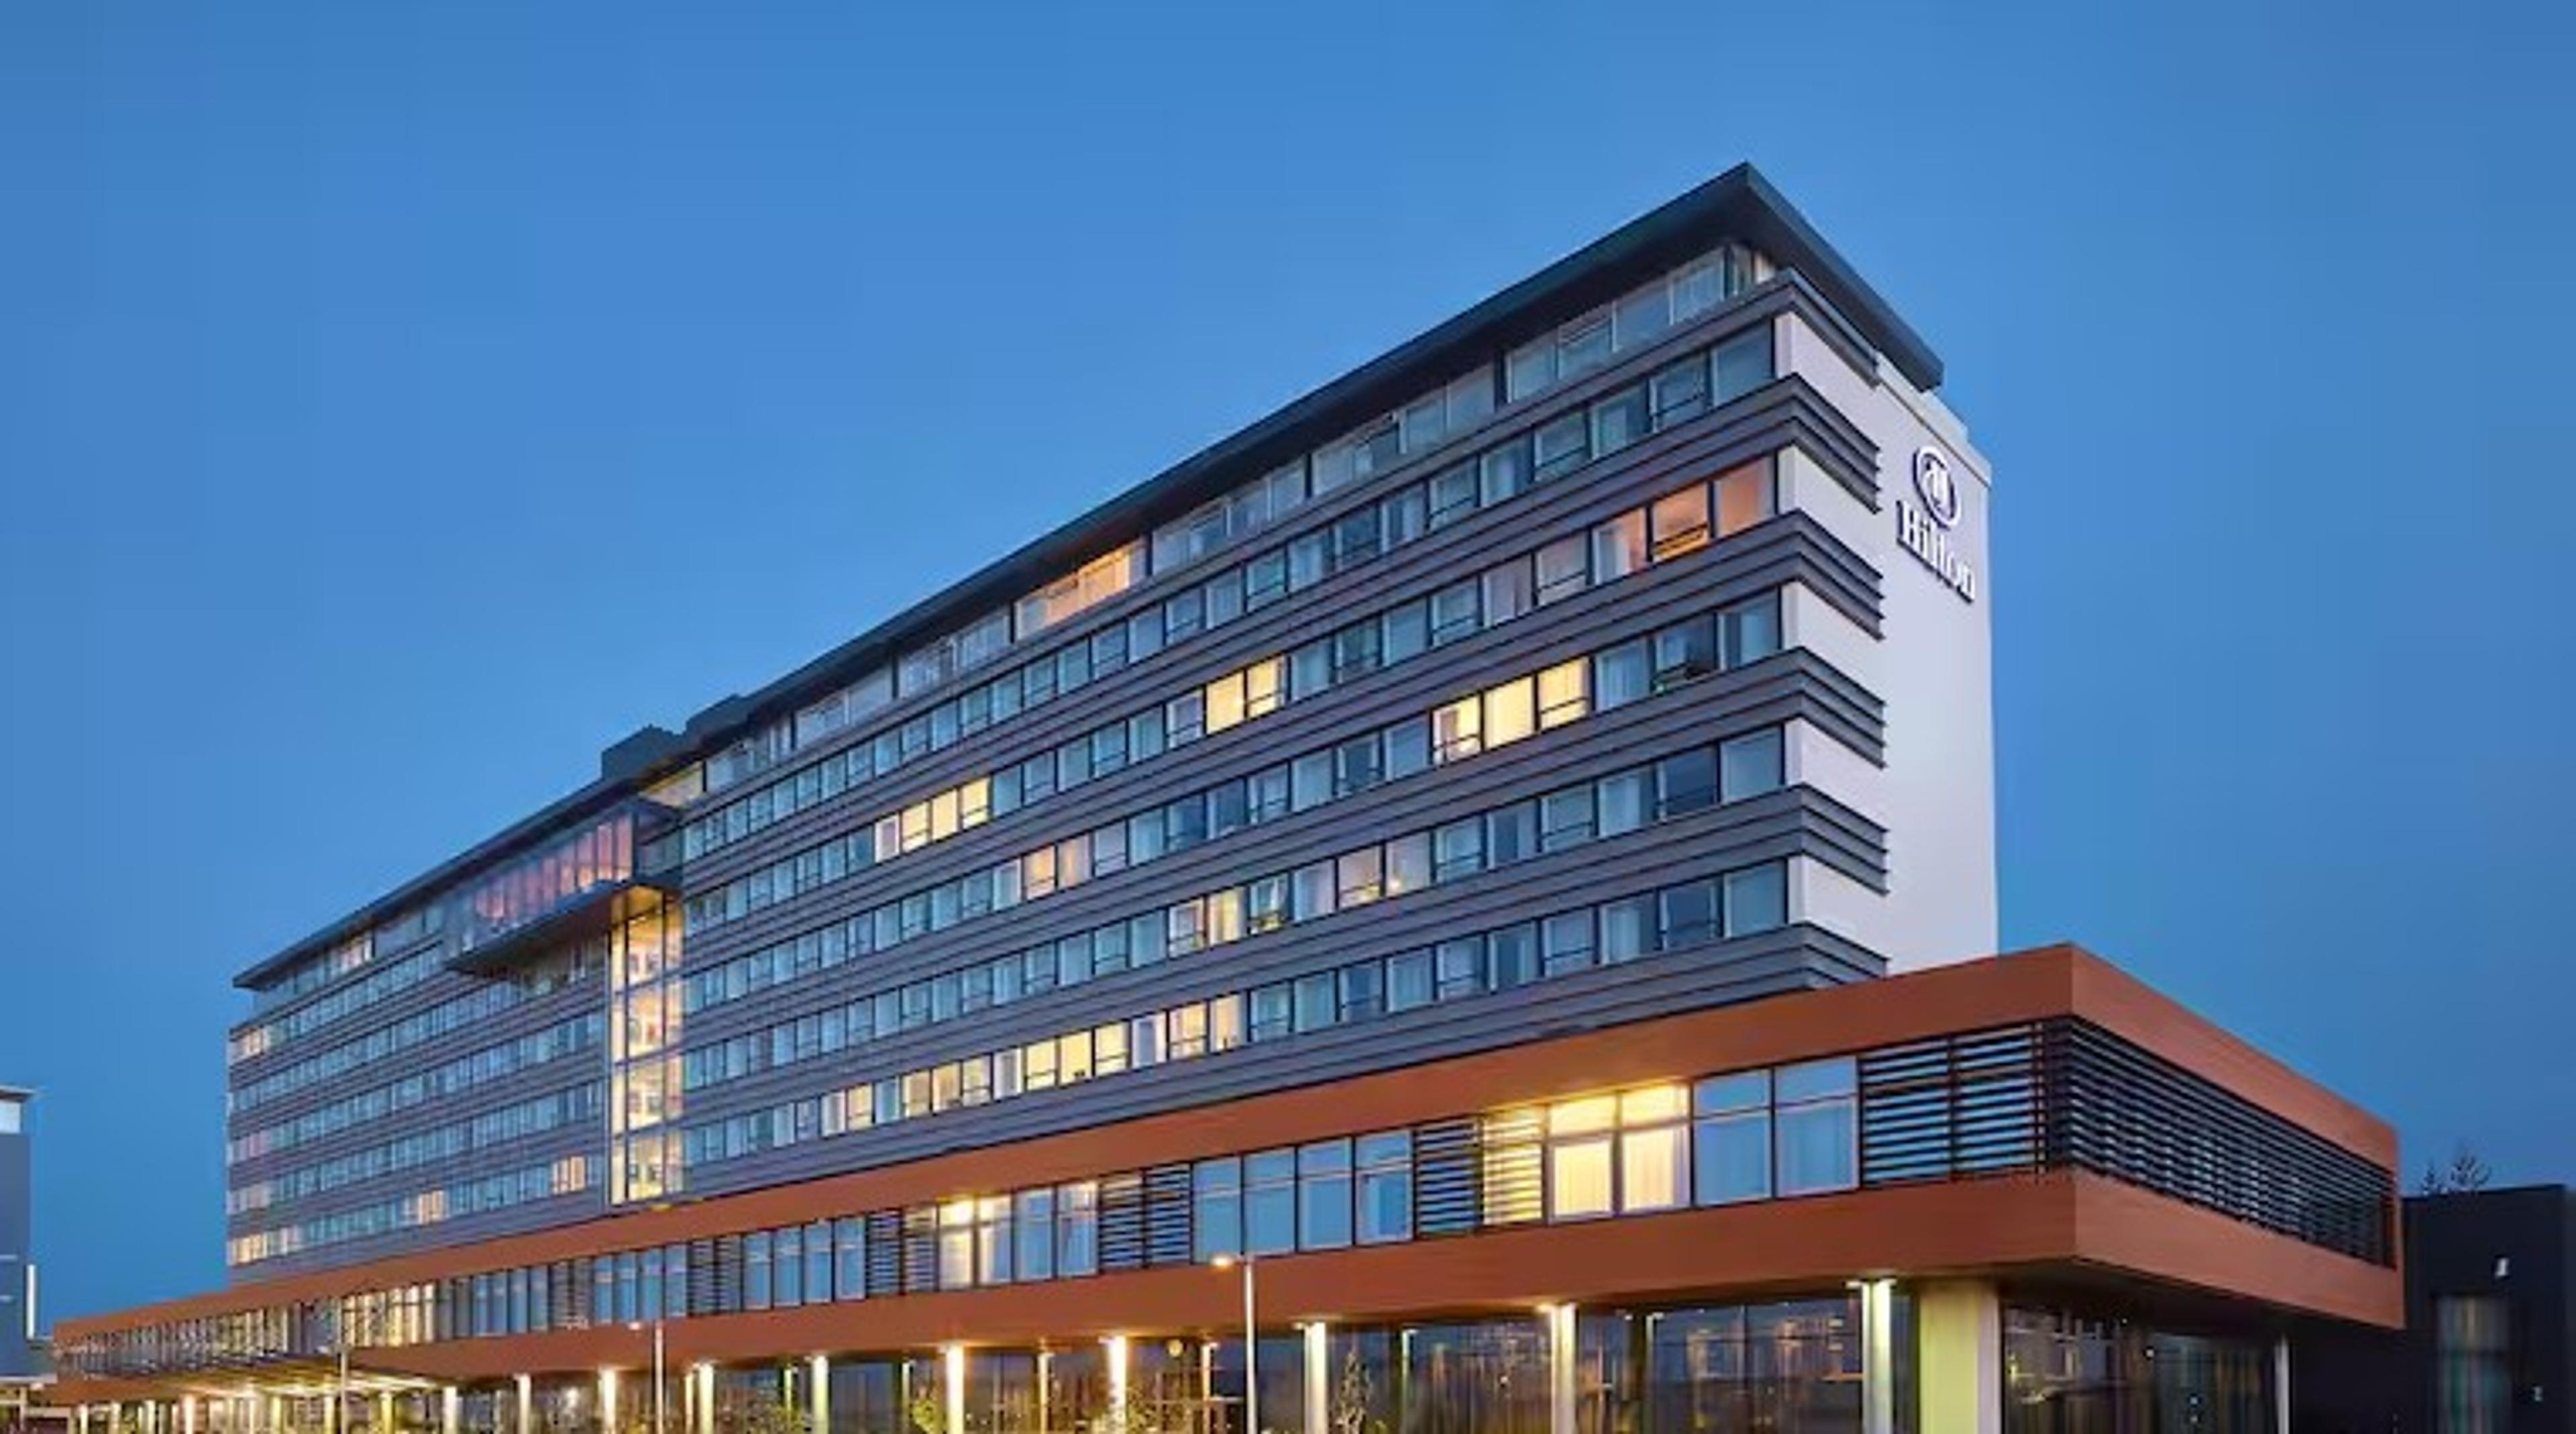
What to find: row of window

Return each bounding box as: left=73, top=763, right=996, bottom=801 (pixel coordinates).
left=679, top=721, right=1788, bottom=1105
left=227, top=1011, right=602, bottom=1167
left=684, top=459, right=1778, bottom=1027
left=679, top=589, right=1786, bottom=1000
left=228, top=1153, right=592, bottom=1268
left=229, top=942, right=599, bottom=1117
left=209, top=1052, right=1841, bottom=1344
left=237, top=244, right=1781, bottom=1023
left=246, top=932, right=378, bottom=1015
left=676, top=242, right=1772, bottom=824
left=678, top=315, right=1776, bottom=868
left=229, top=943, right=442, bottom=1066
left=676, top=856, right=1792, bottom=1172
left=228, top=1082, right=602, bottom=1218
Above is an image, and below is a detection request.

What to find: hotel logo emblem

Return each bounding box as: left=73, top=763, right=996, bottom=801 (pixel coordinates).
left=1913, top=446, right=1962, bottom=528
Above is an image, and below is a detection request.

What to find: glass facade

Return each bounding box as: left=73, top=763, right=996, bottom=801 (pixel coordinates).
left=2002, top=1306, right=2275, bottom=1434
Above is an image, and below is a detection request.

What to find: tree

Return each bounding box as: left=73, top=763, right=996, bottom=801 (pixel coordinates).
left=2418, top=1143, right=2494, bottom=1194
left=1329, top=1343, right=1383, bottom=1434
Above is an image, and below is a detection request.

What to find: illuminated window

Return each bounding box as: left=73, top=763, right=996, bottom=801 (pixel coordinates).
left=1484, top=676, right=1538, bottom=748
left=1546, top=1096, right=1618, bottom=1219
left=1432, top=697, right=1483, bottom=763
left=1715, top=460, right=1776, bottom=536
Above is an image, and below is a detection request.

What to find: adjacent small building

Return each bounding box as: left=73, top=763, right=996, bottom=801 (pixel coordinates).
left=1, top=1086, right=44, bottom=1398
left=2297, top=1184, right=2573, bottom=1433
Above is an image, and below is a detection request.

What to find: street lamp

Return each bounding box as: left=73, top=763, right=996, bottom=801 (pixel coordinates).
left=1210, top=1256, right=1256, bottom=1434
left=625, top=1321, right=666, bottom=1434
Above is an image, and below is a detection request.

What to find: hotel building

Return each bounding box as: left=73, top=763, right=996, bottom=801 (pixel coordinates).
left=54, top=166, right=2399, bottom=1434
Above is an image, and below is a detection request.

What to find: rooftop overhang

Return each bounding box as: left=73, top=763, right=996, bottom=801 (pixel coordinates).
left=443, top=878, right=676, bottom=978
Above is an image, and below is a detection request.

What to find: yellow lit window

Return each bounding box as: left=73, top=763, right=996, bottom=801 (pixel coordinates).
left=1432, top=697, right=1482, bottom=763
left=1538, top=660, right=1589, bottom=729
left=1206, top=670, right=1249, bottom=733
left=1485, top=676, right=1538, bottom=748
left=960, top=776, right=993, bottom=828
left=1548, top=1095, right=1618, bottom=1219
left=929, top=790, right=961, bottom=841
left=1245, top=656, right=1285, bottom=719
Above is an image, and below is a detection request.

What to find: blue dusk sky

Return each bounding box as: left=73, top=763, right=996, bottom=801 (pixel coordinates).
left=2, top=0, right=2568, bottom=1320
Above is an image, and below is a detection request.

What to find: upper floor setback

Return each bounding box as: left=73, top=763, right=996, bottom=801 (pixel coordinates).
left=227, top=164, right=1957, bottom=1054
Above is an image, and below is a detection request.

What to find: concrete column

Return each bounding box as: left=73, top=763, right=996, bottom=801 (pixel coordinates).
left=442, top=1388, right=461, bottom=1434
left=376, top=1393, right=393, bottom=1434
left=942, top=1346, right=966, bottom=1434
left=1301, top=1324, right=1329, bottom=1434
left=185, top=1396, right=201, bottom=1434
left=1543, top=1304, right=1576, bottom=1434
left=1104, top=1336, right=1128, bottom=1421
left=694, top=1366, right=714, bottom=1434
left=2273, top=1337, right=2291, bottom=1434
left=1916, top=1280, right=2002, bottom=1434
left=808, top=1355, right=828, bottom=1434
left=1859, top=1279, right=1897, bottom=1434
left=513, top=1375, right=532, bottom=1434
left=600, top=1371, right=620, bottom=1434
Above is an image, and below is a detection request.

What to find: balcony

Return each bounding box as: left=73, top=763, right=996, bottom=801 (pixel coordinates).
left=445, top=799, right=680, bottom=977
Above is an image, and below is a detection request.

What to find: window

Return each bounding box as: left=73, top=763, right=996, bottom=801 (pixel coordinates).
left=1056, top=1182, right=1098, bottom=1276
left=1617, top=1087, right=1689, bottom=1212
left=1712, top=327, right=1772, bottom=403
left=1723, top=862, right=1788, bottom=936
left=1484, top=676, right=1537, bottom=748
left=1299, top=1140, right=1354, bottom=1249
left=1593, top=509, right=1648, bottom=582
left=1723, top=593, right=1782, bottom=667
left=1014, top=1190, right=1055, bottom=1281
left=1720, top=729, right=1784, bottom=802
left=1546, top=1096, right=1617, bottom=1220
left=1535, top=535, right=1589, bottom=605
left=1357, top=1131, right=1413, bottom=1244
left=1534, top=413, right=1590, bottom=482
left=1651, top=357, right=1709, bottom=426
left=2437, top=1296, right=2512, bottom=1434
left=1649, top=484, right=1711, bottom=560
left=1775, top=1059, right=1856, bottom=1194
left=1715, top=460, right=1774, bottom=536
left=1432, top=697, right=1482, bottom=764
left=1483, top=560, right=1534, bottom=626
left=1246, top=1151, right=1297, bottom=1254
left=1595, top=640, right=1650, bottom=711
left=1190, top=1158, right=1241, bottom=1256
left=1592, top=385, right=1650, bottom=456
left=1694, top=1072, right=1771, bottom=1205
left=834, top=1217, right=867, bottom=1300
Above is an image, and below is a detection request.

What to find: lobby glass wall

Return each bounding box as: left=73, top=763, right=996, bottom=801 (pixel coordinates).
left=2002, top=1306, right=2275, bottom=1434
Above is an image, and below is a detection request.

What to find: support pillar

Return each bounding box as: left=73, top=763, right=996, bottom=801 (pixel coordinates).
left=1104, top=1336, right=1128, bottom=1421
left=1543, top=1304, right=1576, bottom=1434
left=808, top=1355, right=828, bottom=1434
left=1917, top=1280, right=2002, bottom=1434
left=442, top=1388, right=460, bottom=1434
left=2273, top=1337, right=2292, bottom=1434
left=376, top=1392, right=392, bottom=1434
left=513, top=1375, right=532, bottom=1434
left=948, top=1339, right=968, bottom=1431
left=1301, top=1324, right=1329, bottom=1434
left=1859, top=1279, right=1896, bottom=1434
left=600, top=1370, right=620, bottom=1434
left=184, top=1396, right=201, bottom=1434
left=693, top=1365, right=714, bottom=1434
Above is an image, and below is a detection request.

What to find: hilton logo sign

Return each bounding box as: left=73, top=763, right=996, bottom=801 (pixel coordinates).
left=1895, top=446, right=1977, bottom=603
